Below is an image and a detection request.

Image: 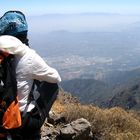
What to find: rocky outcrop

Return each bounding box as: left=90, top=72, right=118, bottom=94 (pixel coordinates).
left=41, top=116, right=93, bottom=140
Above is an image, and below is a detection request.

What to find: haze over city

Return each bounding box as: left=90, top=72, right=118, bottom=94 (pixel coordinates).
left=1, top=0, right=140, bottom=16
left=1, top=0, right=140, bottom=83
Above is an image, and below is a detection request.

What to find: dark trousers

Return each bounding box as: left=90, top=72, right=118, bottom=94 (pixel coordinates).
left=0, top=112, right=42, bottom=140
left=20, top=108, right=43, bottom=140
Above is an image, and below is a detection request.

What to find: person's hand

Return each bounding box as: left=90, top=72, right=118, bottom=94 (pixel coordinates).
left=0, top=51, right=9, bottom=64
left=0, top=55, right=4, bottom=64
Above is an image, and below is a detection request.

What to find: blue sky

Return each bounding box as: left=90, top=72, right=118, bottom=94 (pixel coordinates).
left=1, top=0, right=140, bottom=16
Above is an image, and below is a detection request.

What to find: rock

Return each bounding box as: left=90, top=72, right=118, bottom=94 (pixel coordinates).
left=59, top=118, right=93, bottom=140
left=59, top=124, right=76, bottom=139
left=48, top=111, right=66, bottom=125
left=41, top=125, right=60, bottom=140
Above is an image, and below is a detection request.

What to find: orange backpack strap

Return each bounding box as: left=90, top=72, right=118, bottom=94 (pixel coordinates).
left=3, top=97, right=21, bottom=129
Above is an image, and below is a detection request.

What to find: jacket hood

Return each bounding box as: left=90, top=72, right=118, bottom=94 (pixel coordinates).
left=0, top=35, right=29, bottom=55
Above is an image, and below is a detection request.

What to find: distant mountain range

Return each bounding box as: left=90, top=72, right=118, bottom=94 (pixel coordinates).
left=61, top=68, right=140, bottom=110
left=27, top=12, right=140, bottom=33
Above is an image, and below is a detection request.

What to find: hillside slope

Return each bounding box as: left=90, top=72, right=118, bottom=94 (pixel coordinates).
left=61, top=72, right=140, bottom=110
left=105, top=78, right=140, bottom=109
left=61, top=78, right=111, bottom=106
left=50, top=90, right=140, bottom=140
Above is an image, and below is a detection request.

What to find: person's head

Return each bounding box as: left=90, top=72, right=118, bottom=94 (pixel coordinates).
left=0, top=11, right=29, bottom=45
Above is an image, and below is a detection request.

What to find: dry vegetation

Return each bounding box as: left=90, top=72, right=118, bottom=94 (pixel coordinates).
left=52, top=100, right=140, bottom=140
left=51, top=90, right=140, bottom=139
left=62, top=104, right=140, bottom=140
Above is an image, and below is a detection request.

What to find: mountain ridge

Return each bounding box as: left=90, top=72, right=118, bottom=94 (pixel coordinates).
left=61, top=72, right=140, bottom=110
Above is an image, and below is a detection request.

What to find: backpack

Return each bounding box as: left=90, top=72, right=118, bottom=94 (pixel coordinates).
left=0, top=54, right=21, bottom=138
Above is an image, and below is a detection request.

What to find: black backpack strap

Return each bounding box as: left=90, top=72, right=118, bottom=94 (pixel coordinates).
left=35, top=81, right=59, bottom=119
left=22, top=81, right=35, bottom=117
left=21, top=81, right=35, bottom=128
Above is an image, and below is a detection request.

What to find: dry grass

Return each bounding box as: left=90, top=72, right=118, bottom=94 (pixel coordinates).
left=52, top=100, right=65, bottom=114
left=61, top=104, right=140, bottom=140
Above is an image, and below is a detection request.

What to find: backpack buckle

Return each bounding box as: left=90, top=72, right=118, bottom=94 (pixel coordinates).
left=0, top=133, right=12, bottom=140
left=7, top=133, right=12, bottom=140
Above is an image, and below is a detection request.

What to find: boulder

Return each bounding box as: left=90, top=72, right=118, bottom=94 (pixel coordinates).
left=59, top=118, right=93, bottom=140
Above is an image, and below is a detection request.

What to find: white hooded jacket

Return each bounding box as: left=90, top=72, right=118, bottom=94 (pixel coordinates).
left=0, top=35, right=61, bottom=112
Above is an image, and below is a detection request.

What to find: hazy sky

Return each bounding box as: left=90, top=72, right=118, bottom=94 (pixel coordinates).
left=1, top=0, right=140, bottom=16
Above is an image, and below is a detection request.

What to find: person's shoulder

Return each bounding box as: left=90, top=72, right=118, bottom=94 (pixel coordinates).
left=26, top=48, right=42, bottom=62
left=25, top=47, right=35, bottom=55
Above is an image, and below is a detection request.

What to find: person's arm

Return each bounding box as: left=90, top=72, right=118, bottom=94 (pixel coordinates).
left=31, top=52, right=61, bottom=83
